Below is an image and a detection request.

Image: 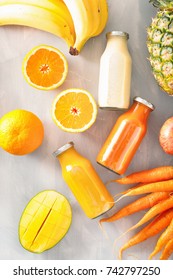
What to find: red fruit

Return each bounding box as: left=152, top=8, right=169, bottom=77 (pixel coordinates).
left=159, top=117, right=173, bottom=155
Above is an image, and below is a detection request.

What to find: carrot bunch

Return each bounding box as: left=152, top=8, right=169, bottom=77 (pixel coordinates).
left=99, top=166, right=173, bottom=260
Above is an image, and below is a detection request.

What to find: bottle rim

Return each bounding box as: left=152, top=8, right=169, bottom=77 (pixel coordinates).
left=106, top=31, right=129, bottom=40
left=52, top=141, right=74, bottom=157
left=133, top=96, right=155, bottom=111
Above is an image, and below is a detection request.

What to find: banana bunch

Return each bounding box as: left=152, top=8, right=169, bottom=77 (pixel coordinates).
left=0, top=0, right=108, bottom=55
left=63, top=0, right=108, bottom=55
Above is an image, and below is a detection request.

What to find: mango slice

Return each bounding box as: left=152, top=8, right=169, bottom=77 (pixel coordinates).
left=19, top=190, right=72, bottom=253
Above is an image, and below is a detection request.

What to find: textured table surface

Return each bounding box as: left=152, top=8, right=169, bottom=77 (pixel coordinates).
left=0, top=0, right=173, bottom=260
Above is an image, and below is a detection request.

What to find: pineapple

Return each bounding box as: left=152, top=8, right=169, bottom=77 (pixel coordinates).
left=147, top=0, right=173, bottom=95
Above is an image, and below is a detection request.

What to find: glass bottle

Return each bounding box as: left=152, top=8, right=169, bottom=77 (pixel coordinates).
left=53, top=142, right=114, bottom=219
left=97, top=97, right=155, bottom=175
left=98, top=31, right=132, bottom=110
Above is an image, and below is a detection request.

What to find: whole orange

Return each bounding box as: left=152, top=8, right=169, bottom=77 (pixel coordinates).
left=0, top=109, right=44, bottom=155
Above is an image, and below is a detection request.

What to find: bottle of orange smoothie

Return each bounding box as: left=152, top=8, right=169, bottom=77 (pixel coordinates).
left=97, top=97, right=155, bottom=175
left=53, top=142, right=114, bottom=219
left=98, top=31, right=132, bottom=110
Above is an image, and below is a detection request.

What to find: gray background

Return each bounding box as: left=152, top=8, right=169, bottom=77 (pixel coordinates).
left=0, top=0, right=173, bottom=260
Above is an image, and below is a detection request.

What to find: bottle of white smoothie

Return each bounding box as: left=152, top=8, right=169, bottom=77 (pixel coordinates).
left=98, top=31, right=132, bottom=110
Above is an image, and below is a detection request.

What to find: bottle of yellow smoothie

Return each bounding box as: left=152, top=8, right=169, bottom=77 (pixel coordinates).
left=53, top=142, right=114, bottom=219
left=98, top=31, right=132, bottom=110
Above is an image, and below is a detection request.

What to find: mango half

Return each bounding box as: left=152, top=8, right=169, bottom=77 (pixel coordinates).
left=19, top=190, right=72, bottom=253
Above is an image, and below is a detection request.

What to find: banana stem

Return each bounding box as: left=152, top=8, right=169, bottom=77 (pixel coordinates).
left=69, top=47, right=79, bottom=56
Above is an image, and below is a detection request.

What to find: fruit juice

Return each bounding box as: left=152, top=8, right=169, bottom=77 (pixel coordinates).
left=98, top=31, right=132, bottom=110
left=97, top=97, right=155, bottom=174
left=53, top=142, right=114, bottom=219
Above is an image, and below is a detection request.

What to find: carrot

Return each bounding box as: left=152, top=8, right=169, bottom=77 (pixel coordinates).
left=114, top=183, right=146, bottom=197
left=160, top=239, right=173, bottom=260
left=108, top=166, right=173, bottom=185
left=116, top=196, right=173, bottom=241
left=119, top=208, right=173, bottom=260
left=99, top=192, right=170, bottom=224
left=149, top=218, right=173, bottom=259
left=115, top=180, right=173, bottom=203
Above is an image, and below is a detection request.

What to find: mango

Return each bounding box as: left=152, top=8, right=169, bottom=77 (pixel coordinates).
left=19, top=190, right=72, bottom=253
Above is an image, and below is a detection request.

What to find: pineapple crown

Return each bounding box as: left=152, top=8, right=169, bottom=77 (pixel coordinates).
left=150, top=0, right=173, bottom=9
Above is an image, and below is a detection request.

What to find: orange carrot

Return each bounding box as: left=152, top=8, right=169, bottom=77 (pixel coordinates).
left=99, top=192, right=170, bottom=224
left=160, top=239, right=173, bottom=260
left=119, top=208, right=173, bottom=259
left=115, top=180, right=173, bottom=203
left=116, top=196, right=173, bottom=240
left=109, top=166, right=173, bottom=185
left=149, top=218, right=173, bottom=259
left=112, top=183, right=146, bottom=199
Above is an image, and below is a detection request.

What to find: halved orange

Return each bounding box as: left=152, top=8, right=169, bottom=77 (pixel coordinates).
left=51, top=88, right=98, bottom=132
left=22, top=45, right=68, bottom=90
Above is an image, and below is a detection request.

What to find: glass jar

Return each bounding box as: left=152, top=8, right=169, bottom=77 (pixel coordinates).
left=97, top=97, right=155, bottom=175
left=98, top=31, right=132, bottom=110
left=53, top=142, right=114, bottom=219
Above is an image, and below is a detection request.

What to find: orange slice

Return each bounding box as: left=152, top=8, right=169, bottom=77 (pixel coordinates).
left=51, top=88, right=98, bottom=132
left=22, top=45, right=68, bottom=90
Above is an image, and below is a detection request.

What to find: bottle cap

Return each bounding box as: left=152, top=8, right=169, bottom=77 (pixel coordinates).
left=134, top=97, right=155, bottom=111
left=106, top=31, right=129, bottom=40
left=52, top=142, right=74, bottom=157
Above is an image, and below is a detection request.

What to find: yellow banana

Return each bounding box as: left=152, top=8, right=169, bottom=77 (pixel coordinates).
left=63, top=0, right=108, bottom=55
left=0, top=1, right=75, bottom=48
left=0, top=0, right=75, bottom=35
left=93, top=0, right=108, bottom=36
left=83, top=0, right=100, bottom=37
left=0, top=0, right=108, bottom=55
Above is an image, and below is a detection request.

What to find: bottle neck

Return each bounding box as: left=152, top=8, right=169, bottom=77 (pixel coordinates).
left=106, top=36, right=128, bottom=52
left=129, top=101, right=153, bottom=122
left=56, top=146, right=79, bottom=167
